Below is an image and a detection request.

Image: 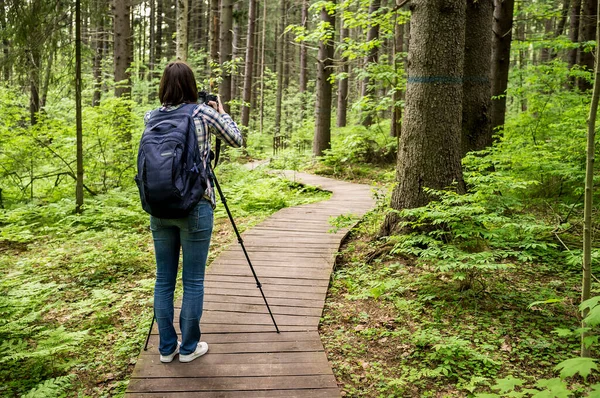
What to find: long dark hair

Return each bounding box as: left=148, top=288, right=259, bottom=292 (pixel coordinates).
left=158, top=61, right=199, bottom=106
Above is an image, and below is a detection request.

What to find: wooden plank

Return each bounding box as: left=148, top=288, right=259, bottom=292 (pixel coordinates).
left=131, top=360, right=333, bottom=378
left=205, top=274, right=330, bottom=287
left=127, top=375, right=338, bottom=392
left=201, top=302, right=324, bottom=316
left=202, top=294, right=325, bottom=308
left=204, top=281, right=328, bottom=295
left=142, top=339, right=325, bottom=355
left=126, top=388, right=340, bottom=397
left=203, top=286, right=328, bottom=300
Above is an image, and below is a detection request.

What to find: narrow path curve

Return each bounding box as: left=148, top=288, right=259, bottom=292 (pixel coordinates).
left=126, top=171, right=374, bottom=397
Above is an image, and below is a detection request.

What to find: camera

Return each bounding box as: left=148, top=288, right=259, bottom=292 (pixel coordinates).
left=198, top=91, right=218, bottom=104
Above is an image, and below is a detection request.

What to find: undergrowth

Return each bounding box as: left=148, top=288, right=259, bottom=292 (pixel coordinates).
left=0, top=163, right=329, bottom=397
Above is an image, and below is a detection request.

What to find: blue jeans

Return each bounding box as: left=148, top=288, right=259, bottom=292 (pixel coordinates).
left=150, top=200, right=213, bottom=356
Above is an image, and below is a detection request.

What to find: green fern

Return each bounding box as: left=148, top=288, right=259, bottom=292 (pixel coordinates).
left=21, top=374, right=76, bottom=398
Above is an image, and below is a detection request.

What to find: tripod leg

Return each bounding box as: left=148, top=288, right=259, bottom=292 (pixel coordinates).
left=143, top=314, right=155, bottom=351
left=211, top=171, right=280, bottom=333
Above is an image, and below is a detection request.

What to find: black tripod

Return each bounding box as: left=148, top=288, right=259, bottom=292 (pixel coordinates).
left=143, top=169, right=280, bottom=351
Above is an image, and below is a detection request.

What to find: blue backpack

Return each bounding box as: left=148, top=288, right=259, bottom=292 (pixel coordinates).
left=134, top=104, right=207, bottom=219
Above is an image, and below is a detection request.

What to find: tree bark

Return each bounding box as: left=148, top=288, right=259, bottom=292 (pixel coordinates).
left=579, top=0, right=597, bottom=90
left=337, top=14, right=349, bottom=128
left=313, top=1, right=336, bottom=157
left=275, top=0, right=286, bottom=136
left=581, top=0, right=600, bottom=358
left=76, top=0, right=84, bottom=213
left=28, top=46, right=40, bottom=125
left=299, top=0, right=308, bottom=94
left=490, top=0, right=515, bottom=133
left=0, top=0, right=10, bottom=83
left=568, top=0, right=582, bottom=77
left=462, top=0, right=493, bottom=155
left=390, top=14, right=404, bottom=138
left=156, top=0, right=163, bottom=63
left=220, top=0, right=233, bottom=112
left=176, top=0, right=188, bottom=60
left=259, top=0, right=267, bottom=133
left=164, top=0, right=176, bottom=60
left=241, top=0, right=257, bottom=134
left=210, top=0, right=221, bottom=67
left=361, top=0, right=381, bottom=127
left=231, top=0, right=242, bottom=101
left=113, top=0, right=132, bottom=98
left=381, top=0, right=467, bottom=236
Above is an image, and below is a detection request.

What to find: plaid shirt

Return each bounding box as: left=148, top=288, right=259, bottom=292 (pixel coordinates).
left=144, top=103, right=243, bottom=207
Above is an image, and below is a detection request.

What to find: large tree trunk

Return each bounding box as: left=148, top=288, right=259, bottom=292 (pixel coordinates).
left=579, top=0, right=597, bottom=90
left=113, top=0, right=132, bottom=98
left=381, top=0, right=467, bottom=236
left=337, top=15, right=349, bottom=128
left=275, top=0, right=286, bottom=136
left=176, top=0, right=188, bottom=60
left=241, top=0, right=257, bottom=133
left=462, top=0, right=493, bottom=155
left=76, top=0, right=84, bottom=213
left=361, top=0, right=381, bottom=127
left=313, top=1, right=336, bottom=157
left=490, top=0, right=515, bottom=133
left=220, top=0, right=233, bottom=112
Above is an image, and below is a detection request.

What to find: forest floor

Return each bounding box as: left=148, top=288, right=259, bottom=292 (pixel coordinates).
left=309, top=163, right=594, bottom=397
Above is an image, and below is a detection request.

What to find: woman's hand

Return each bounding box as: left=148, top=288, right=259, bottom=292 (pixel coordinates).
left=208, top=95, right=226, bottom=115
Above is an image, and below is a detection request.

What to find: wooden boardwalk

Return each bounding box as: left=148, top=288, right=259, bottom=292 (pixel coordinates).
left=126, top=171, right=374, bottom=397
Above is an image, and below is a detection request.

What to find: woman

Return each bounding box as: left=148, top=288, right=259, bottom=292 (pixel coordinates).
left=147, top=61, right=243, bottom=363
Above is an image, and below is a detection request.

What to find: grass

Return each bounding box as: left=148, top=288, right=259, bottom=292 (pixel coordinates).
left=0, top=163, right=330, bottom=397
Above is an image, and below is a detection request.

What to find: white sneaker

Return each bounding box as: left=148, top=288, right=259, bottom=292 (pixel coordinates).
left=159, top=341, right=180, bottom=363
left=179, top=341, right=209, bottom=363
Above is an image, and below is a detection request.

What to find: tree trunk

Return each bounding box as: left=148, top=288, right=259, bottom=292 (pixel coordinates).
left=210, top=0, right=221, bottom=67
left=28, top=47, right=40, bottom=125
left=156, top=0, right=163, bottom=63
left=299, top=0, right=308, bottom=94
left=220, top=0, right=233, bottom=112
left=568, top=0, right=582, bottom=78
left=259, top=0, right=267, bottom=133
left=164, top=0, right=176, bottom=61
left=313, top=1, right=336, bottom=157
left=490, top=0, right=515, bottom=133
left=390, top=14, right=404, bottom=138
left=241, top=0, right=257, bottom=134
left=176, top=0, right=188, bottom=60
left=76, top=0, right=84, bottom=213
left=275, top=0, right=286, bottom=136
left=113, top=0, right=132, bottom=98
left=381, top=0, right=467, bottom=236
left=462, top=0, right=493, bottom=155
left=579, top=0, right=597, bottom=90
left=231, top=1, right=242, bottom=101
left=581, top=0, right=600, bottom=358
left=361, top=0, right=381, bottom=127
left=337, top=15, right=349, bottom=128
left=0, top=0, right=10, bottom=83
left=92, top=0, right=106, bottom=106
